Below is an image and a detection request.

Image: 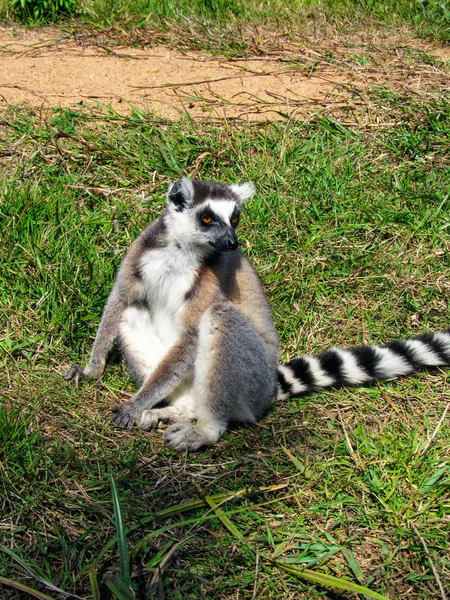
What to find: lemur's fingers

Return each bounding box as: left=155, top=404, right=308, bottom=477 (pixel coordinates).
left=138, top=407, right=181, bottom=431
left=111, top=403, right=137, bottom=430
left=62, top=364, right=83, bottom=385
left=111, top=411, right=134, bottom=429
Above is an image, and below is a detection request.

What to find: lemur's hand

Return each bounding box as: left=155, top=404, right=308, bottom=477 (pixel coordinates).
left=63, top=361, right=104, bottom=385
left=111, top=400, right=143, bottom=430
left=62, top=364, right=85, bottom=386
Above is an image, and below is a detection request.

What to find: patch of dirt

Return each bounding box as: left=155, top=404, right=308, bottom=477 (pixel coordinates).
left=0, top=26, right=449, bottom=121
left=428, top=46, right=450, bottom=62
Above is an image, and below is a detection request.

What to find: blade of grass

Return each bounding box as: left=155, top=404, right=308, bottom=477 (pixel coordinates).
left=127, top=493, right=298, bottom=567
left=281, top=445, right=312, bottom=477
left=0, top=576, right=57, bottom=600
left=145, top=540, right=175, bottom=570
left=156, top=483, right=288, bottom=518
left=341, top=548, right=365, bottom=584
left=205, top=494, right=246, bottom=542
left=147, top=537, right=193, bottom=591
left=281, top=445, right=305, bottom=471
left=412, top=524, right=448, bottom=600
left=88, top=564, right=101, bottom=600
left=270, top=559, right=392, bottom=600
left=94, top=483, right=288, bottom=564
left=110, top=472, right=131, bottom=589
left=304, top=547, right=343, bottom=569
left=105, top=576, right=136, bottom=600
left=0, top=545, right=84, bottom=600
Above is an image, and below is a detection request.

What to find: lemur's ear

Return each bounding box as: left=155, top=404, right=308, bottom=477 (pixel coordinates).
left=230, top=182, right=255, bottom=205
left=167, top=178, right=194, bottom=211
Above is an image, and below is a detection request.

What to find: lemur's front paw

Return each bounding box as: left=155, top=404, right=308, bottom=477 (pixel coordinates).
left=62, top=364, right=84, bottom=385
left=63, top=362, right=104, bottom=384
left=111, top=402, right=141, bottom=430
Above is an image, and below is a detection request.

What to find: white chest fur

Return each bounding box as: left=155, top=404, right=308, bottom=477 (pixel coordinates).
left=138, top=244, right=200, bottom=344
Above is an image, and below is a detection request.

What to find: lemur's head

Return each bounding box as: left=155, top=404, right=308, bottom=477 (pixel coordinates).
left=166, top=178, right=255, bottom=252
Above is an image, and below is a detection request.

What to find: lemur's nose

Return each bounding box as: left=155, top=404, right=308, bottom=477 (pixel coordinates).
left=227, top=237, right=238, bottom=251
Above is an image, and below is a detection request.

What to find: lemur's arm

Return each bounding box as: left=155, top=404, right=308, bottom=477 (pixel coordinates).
left=111, top=328, right=198, bottom=429
left=64, top=285, right=125, bottom=382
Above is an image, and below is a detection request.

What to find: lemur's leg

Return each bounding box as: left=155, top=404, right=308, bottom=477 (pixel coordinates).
left=64, top=286, right=125, bottom=382
left=163, top=305, right=229, bottom=451
left=119, top=306, right=197, bottom=430
left=164, top=303, right=274, bottom=451
left=111, top=327, right=198, bottom=429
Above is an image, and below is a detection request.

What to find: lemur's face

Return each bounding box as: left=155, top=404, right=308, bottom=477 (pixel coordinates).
left=195, top=198, right=241, bottom=252
left=166, top=178, right=254, bottom=253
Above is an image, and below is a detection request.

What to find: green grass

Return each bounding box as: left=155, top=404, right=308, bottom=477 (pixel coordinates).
left=1, top=61, right=450, bottom=600
left=1, top=0, right=450, bottom=51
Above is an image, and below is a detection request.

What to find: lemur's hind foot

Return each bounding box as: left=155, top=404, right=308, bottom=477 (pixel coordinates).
left=164, top=419, right=224, bottom=452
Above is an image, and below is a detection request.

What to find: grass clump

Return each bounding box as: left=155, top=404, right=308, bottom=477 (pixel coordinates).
left=10, top=0, right=76, bottom=21
left=1, top=0, right=450, bottom=46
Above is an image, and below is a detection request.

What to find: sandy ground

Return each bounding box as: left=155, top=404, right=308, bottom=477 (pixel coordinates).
left=1, top=26, right=449, bottom=121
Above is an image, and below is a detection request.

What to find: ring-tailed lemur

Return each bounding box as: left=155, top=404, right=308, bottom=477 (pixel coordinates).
left=64, top=178, right=450, bottom=451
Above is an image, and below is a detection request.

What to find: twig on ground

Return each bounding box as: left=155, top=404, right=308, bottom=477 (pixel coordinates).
left=412, top=524, right=448, bottom=600
left=252, top=551, right=260, bottom=600
left=420, top=400, right=450, bottom=456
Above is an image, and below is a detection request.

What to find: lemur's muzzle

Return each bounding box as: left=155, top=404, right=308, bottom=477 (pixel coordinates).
left=213, top=229, right=239, bottom=252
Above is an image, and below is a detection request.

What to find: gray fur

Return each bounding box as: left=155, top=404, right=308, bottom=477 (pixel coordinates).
left=63, top=286, right=125, bottom=383
left=206, top=302, right=277, bottom=423
left=163, top=301, right=277, bottom=451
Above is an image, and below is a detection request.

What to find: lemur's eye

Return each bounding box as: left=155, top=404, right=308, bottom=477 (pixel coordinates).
left=231, top=216, right=239, bottom=225
left=202, top=216, right=213, bottom=224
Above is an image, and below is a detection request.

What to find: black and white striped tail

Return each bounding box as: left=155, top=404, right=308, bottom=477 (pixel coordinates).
left=277, top=329, right=450, bottom=401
